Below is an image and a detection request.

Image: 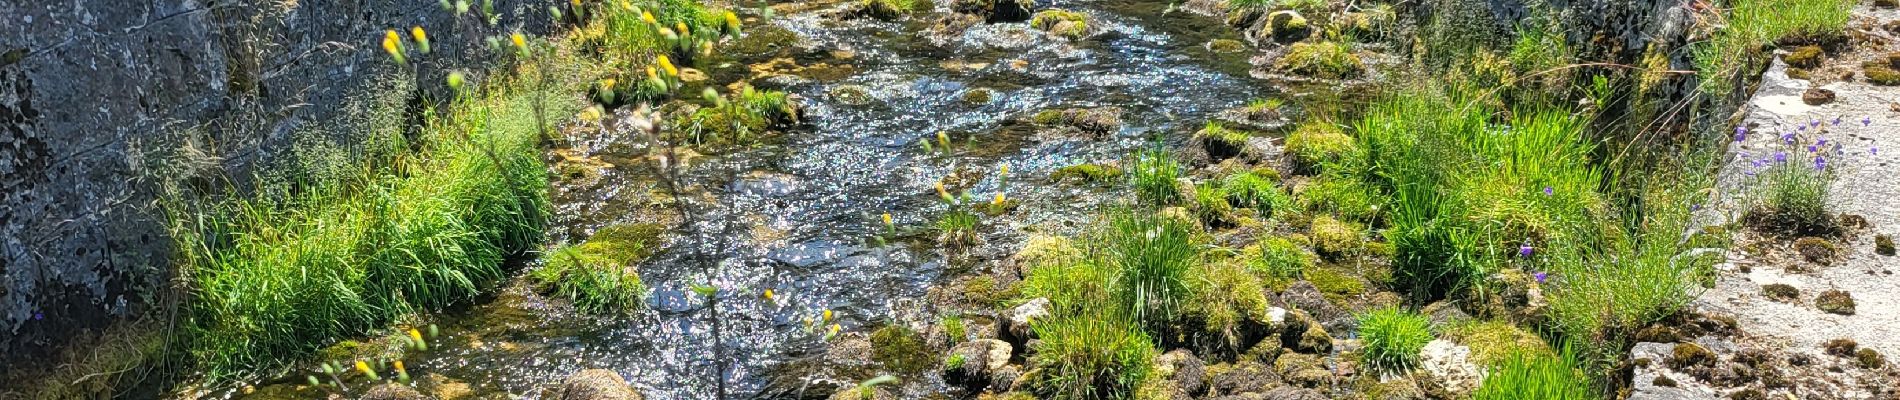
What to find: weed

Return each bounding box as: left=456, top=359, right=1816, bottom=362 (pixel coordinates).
left=942, top=314, right=967, bottom=345
left=1694, top=0, right=1853, bottom=95
left=1297, top=175, right=1378, bottom=222
left=1247, top=235, right=1314, bottom=279
left=1186, top=259, right=1273, bottom=353
left=870, top=325, right=932, bottom=375
left=530, top=223, right=661, bottom=313
left=1357, top=308, right=1433, bottom=370
left=1470, top=346, right=1598, bottom=400
left=1221, top=170, right=1292, bottom=218
left=1190, top=183, right=1239, bottom=227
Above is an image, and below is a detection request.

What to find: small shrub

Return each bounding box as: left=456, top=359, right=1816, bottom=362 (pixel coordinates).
left=1471, top=347, right=1598, bottom=400
left=1856, top=348, right=1885, bottom=369
left=870, top=325, right=932, bottom=375
left=531, top=224, right=661, bottom=313
left=1357, top=308, right=1434, bottom=369
left=1283, top=121, right=1355, bottom=172
left=1276, top=41, right=1363, bottom=79
left=1130, top=146, right=1183, bottom=205
left=1104, top=210, right=1201, bottom=333
left=1029, top=309, right=1155, bottom=400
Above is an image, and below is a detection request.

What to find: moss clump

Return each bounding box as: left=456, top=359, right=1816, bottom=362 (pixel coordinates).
left=1186, top=260, right=1274, bottom=352
left=1190, top=183, right=1240, bottom=227
left=1298, top=176, right=1379, bottom=222
left=1222, top=170, right=1291, bottom=217
left=1856, top=348, right=1885, bottom=369
left=1305, top=266, right=1367, bottom=297
left=963, top=275, right=1009, bottom=307
left=1669, top=343, right=1715, bottom=369
left=1195, top=122, right=1253, bottom=160
left=1761, top=283, right=1800, bottom=302
left=1446, top=320, right=1552, bottom=366
left=1876, top=234, right=1895, bottom=256
left=1865, top=61, right=1900, bottom=85
left=532, top=223, right=662, bottom=313
left=1792, top=236, right=1837, bottom=264
left=1264, top=10, right=1311, bottom=42
left=1276, top=41, right=1362, bottom=79
left=1784, top=45, right=1824, bottom=68
left=870, top=325, right=932, bottom=375
left=1030, top=9, right=1090, bottom=39
left=1730, top=389, right=1766, bottom=400
left=1653, top=375, right=1678, bottom=387
left=1247, top=236, right=1315, bottom=279
left=1051, top=163, right=1125, bottom=183
left=1283, top=120, right=1355, bottom=172
left=1815, top=289, right=1856, bottom=315
left=1824, top=338, right=1859, bottom=356
left=1208, top=39, right=1248, bottom=53
left=1309, top=215, right=1363, bottom=258
left=862, top=0, right=923, bottom=20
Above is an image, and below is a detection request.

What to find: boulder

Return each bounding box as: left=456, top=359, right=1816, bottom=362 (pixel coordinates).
left=1156, top=349, right=1208, bottom=396
left=1008, top=298, right=1051, bottom=342
left=951, top=0, right=1038, bottom=22
left=945, top=339, right=1014, bottom=386
left=1417, top=340, right=1480, bottom=399
left=1208, top=361, right=1281, bottom=396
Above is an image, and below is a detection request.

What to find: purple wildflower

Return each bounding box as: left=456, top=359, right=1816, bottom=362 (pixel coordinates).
left=1864, top=117, right=1873, bottom=126
left=1533, top=271, right=1548, bottom=283
left=1814, top=156, right=1828, bottom=171
left=1519, top=244, right=1535, bottom=258
left=32, top=312, right=42, bottom=320
left=1775, top=151, right=1787, bottom=162
left=1783, top=133, right=1797, bottom=144
left=1833, top=117, right=1842, bottom=126
left=1873, top=147, right=1880, bottom=155
left=1543, top=186, right=1554, bottom=196
left=1811, top=119, right=1822, bottom=127
left=1809, top=145, right=1818, bottom=153
left=1817, top=138, right=1828, bottom=147
left=1799, top=125, right=1808, bottom=132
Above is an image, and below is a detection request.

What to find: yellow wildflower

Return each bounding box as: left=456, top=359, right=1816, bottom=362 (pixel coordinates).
left=676, top=22, right=690, bottom=37
left=600, top=78, right=617, bottom=89
left=881, top=213, right=893, bottom=226
left=822, top=309, right=834, bottom=323
left=410, top=26, right=430, bottom=54
left=763, top=289, right=776, bottom=301
left=723, top=11, right=741, bottom=32
left=935, top=182, right=951, bottom=202
left=571, top=0, right=580, bottom=6
left=1000, top=163, right=1009, bottom=176
left=408, top=328, right=423, bottom=343
left=829, top=324, right=842, bottom=336
left=657, top=55, right=678, bottom=76
left=393, top=360, right=407, bottom=373
left=510, top=32, right=527, bottom=51
left=354, top=360, right=371, bottom=374
left=641, top=11, right=657, bottom=24
left=381, top=30, right=404, bottom=63
left=993, top=192, right=1006, bottom=205
left=645, top=66, right=659, bottom=80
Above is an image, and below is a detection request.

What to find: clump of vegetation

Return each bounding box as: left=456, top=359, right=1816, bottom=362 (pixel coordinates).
left=1784, top=45, right=1824, bottom=68
left=963, top=88, right=995, bottom=104
left=1856, top=348, right=1885, bottom=369
left=1276, top=41, right=1363, bottom=79
left=674, top=84, right=799, bottom=145
left=1190, top=183, right=1240, bottom=227
left=1186, top=259, right=1274, bottom=353
left=1815, top=289, right=1855, bottom=315
left=1761, top=283, right=1800, bottom=302
left=1865, top=62, right=1900, bottom=85
left=1357, top=308, right=1434, bottom=369
left=1247, top=236, right=1314, bottom=279
left=1445, top=320, right=1552, bottom=366
left=167, top=79, right=573, bottom=377
left=1668, top=343, right=1715, bottom=369
left=1283, top=120, right=1354, bottom=172
left=1105, top=210, right=1201, bottom=333
left=1221, top=170, right=1292, bottom=217
left=1744, top=156, right=1835, bottom=235
left=1693, top=0, right=1853, bottom=94
left=1052, top=163, right=1125, bottom=183
left=530, top=224, right=662, bottom=313
left=1195, top=122, right=1252, bottom=160
left=1298, top=176, right=1378, bottom=222
left=1878, top=234, right=1896, bottom=255
left=1792, top=237, right=1837, bottom=264
left=1308, top=215, right=1363, bottom=258
left=1028, top=309, right=1154, bottom=400
left=870, top=325, right=932, bottom=375
left=1824, top=338, right=1859, bottom=356
left=1030, top=9, right=1090, bottom=39
left=1471, top=347, right=1597, bottom=400
left=862, top=0, right=923, bottom=20
left=1130, top=146, right=1183, bottom=205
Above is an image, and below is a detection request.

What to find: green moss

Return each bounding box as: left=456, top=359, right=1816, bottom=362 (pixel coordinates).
left=1785, top=45, right=1824, bottom=68
left=1283, top=120, right=1355, bottom=172
left=1792, top=236, right=1838, bottom=264
left=863, top=0, right=923, bottom=20
left=1309, top=215, right=1364, bottom=258
left=1195, top=121, right=1253, bottom=155
left=1306, top=266, right=1368, bottom=297
left=963, top=88, right=995, bottom=105
left=1875, top=234, right=1894, bottom=256
left=1209, top=39, right=1248, bottom=53
left=870, top=325, right=932, bottom=375
left=1762, top=283, right=1800, bottom=301
left=1298, top=176, right=1379, bottom=222
left=1856, top=348, right=1885, bottom=369
left=1030, top=9, right=1091, bottom=39
left=1669, top=343, right=1714, bottom=368
left=1187, top=259, right=1274, bottom=352
left=1276, top=41, right=1363, bottom=79
left=1052, top=163, right=1125, bottom=184
left=1824, top=338, right=1859, bottom=356
left=1247, top=236, right=1316, bottom=279
left=1816, top=289, right=1856, bottom=315
left=1445, top=320, right=1551, bottom=367
left=1866, top=62, right=1900, bottom=85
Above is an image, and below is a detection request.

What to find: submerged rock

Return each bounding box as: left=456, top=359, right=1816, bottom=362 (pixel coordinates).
left=952, top=0, right=1037, bottom=22
left=552, top=369, right=643, bottom=400
left=363, top=383, right=434, bottom=400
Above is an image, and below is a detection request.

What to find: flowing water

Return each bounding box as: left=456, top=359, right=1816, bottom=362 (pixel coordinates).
left=273, top=1, right=1287, bottom=398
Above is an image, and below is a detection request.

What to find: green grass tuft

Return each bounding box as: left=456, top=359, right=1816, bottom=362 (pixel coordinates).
left=1104, top=210, right=1202, bottom=334
left=530, top=223, right=660, bottom=313
left=1029, top=308, right=1155, bottom=400
left=1283, top=120, right=1355, bottom=173
left=1357, top=308, right=1434, bottom=370
left=1276, top=41, right=1363, bottom=79
left=1130, top=146, right=1183, bottom=205
left=1471, top=346, right=1598, bottom=400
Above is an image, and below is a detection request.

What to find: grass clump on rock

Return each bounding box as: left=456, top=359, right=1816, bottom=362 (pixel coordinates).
left=1356, top=308, right=1434, bottom=369
left=1130, top=146, right=1184, bottom=205
left=531, top=223, right=662, bottom=313
left=1745, top=159, right=1835, bottom=235
left=1815, top=289, right=1855, bottom=315
left=862, top=0, right=924, bottom=20
left=1283, top=120, right=1355, bottom=172
left=1051, top=163, right=1124, bottom=184
left=1276, top=41, right=1363, bottom=79
left=870, top=325, right=933, bottom=375
left=1470, top=347, right=1597, bottom=400
left=1247, top=236, right=1315, bottom=279
left=1222, top=170, right=1292, bottom=217
left=1029, top=309, right=1155, bottom=400
left=1105, top=209, right=1202, bottom=333
left=1030, top=9, right=1090, bottom=39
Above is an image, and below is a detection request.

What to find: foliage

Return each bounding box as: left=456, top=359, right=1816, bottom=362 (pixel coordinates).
left=530, top=224, right=661, bottom=313
left=863, top=0, right=923, bottom=19
left=1130, top=146, right=1183, bottom=205
left=167, top=79, right=574, bottom=378
left=1221, top=170, right=1292, bottom=218
left=1298, top=175, right=1378, bottom=222
left=1185, top=259, right=1273, bottom=353
left=1742, top=152, right=1835, bottom=235
left=1309, top=215, right=1363, bottom=258
left=1052, top=163, right=1125, bottom=183
left=1276, top=41, right=1363, bottom=79
left=1356, top=308, right=1433, bottom=370
left=1029, top=308, right=1155, bottom=400
left=1247, top=235, right=1314, bottom=279
left=1030, top=9, right=1091, bottom=39
left=1283, top=120, right=1355, bottom=172
left=870, top=325, right=933, bottom=375
left=1103, top=210, right=1202, bottom=333
left=1694, top=0, right=1853, bottom=94
left=1470, top=346, right=1598, bottom=400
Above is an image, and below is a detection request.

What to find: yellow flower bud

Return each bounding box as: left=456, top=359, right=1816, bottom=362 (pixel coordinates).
left=446, top=71, right=465, bottom=90
left=354, top=361, right=371, bottom=374
left=657, top=55, right=678, bottom=77
left=829, top=324, right=842, bottom=335
left=645, top=66, right=658, bottom=80
left=763, top=289, right=775, bottom=301
left=393, top=360, right=406, bottom=373
left=641, top=11, right=657, bottom=24
left=571, top=0, right=581, bottom=6
left=410, top=26, right=427, bottom=44
left=935, top=182, right=951, bottom=201
left=510, top=32, right=527, bottom=51
left=1000, top=163, right=1009, bottom=176
left=881, top=213, right=893, bottom=226
left=676, top=22, right=690, bottom=37
left=993, top=192, right=1006, bottom=205
left=724, top=11, right=742, bottom=31
left=822, top=309, right=834, bottom=322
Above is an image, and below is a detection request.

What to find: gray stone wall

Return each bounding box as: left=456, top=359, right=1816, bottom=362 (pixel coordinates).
left=0, top=0, right=552, bottom=371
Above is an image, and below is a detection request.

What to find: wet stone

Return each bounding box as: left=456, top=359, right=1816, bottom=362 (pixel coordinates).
left=551, top=369, right=643, bottom=400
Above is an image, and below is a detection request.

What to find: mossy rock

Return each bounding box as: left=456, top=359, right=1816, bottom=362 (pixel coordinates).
left=1304, top=266, right=1366, bottom=298
left=1276, top=41, right=1362, bottom=79
left=1784, top=45, right=1823, bottom=69
left=951, top=0, right=1036, bottom=22
left=1030, top=9, right=1090, bottom=39
left=862, top=0, right=926, bottom=20
left=1050, top=163, right=1124, bottom=184
left=1208, top=39, right=1248, bottom=53
left=1762, top=283, right=1800, bottom=302
left=1856, top=348, right=1885, bottom=369
left=1792, top=236, right=1837, bottom=265
left=1283, top=121, right=1354, bottom=172
left=1824, top=338, right=1859, bottom=356
left=1876, top=234, right=1894, bottom=256
left=1864, top=62, right=1900, bottom=85
left=963, top=88, right=995, bottom=105
left=1815, top=290, right=1855, bottom=315
left=1445, top=320, right=1551, bottom=366
left=1309, top=215, right=1363, bottom=259
left=1195, top=122, right=1253, bottom=161
left=1668, top=342, right=1715, bottom=369
left=870, top=325, right=933, bottom=375
left=1263, top=10, right=1311, bottom=42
